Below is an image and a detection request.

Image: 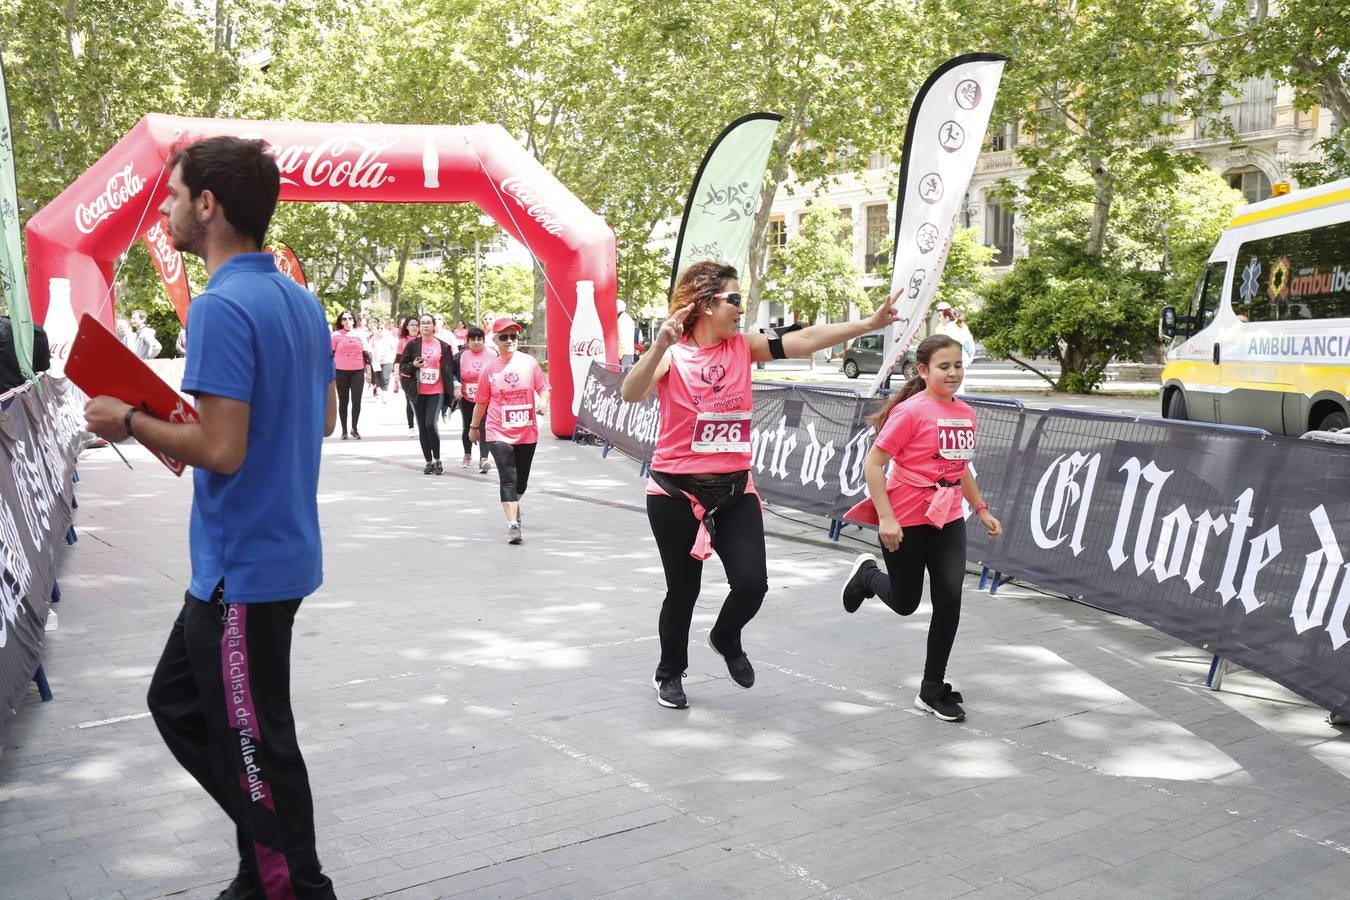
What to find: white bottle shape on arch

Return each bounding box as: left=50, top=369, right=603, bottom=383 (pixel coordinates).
left=569, top=280, right=604, bottom=416
left=44, top=278, right=78, bottom=378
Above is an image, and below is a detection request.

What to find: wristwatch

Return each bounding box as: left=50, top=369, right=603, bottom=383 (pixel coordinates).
left=123, top=407, right=138, bottom=438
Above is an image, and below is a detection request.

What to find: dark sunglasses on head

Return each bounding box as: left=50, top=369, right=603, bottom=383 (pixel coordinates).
left=713, top=291, right=743, bottom=308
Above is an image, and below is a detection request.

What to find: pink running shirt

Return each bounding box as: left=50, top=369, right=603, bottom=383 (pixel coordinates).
left=457, top=348, right=492, bottom=403
left=872, top=392, right=977, bottom=527
left=649, top=333, right=755, bottom=475
left=331, top=331, right=366, bottom=371
left=477, top=353, right=547, bottom=444
left=411, top=337, right=443, bottom=395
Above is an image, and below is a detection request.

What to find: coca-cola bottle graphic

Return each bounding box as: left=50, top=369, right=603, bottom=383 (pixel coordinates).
left=569, top=280, right=604, bottom=416
left=44, top=278, right=78, bottom=378
left=422, top=137, right=440, bottom=190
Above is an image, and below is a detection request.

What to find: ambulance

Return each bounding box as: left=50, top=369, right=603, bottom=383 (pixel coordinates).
left=1160, top=177, right=1350, bottom=435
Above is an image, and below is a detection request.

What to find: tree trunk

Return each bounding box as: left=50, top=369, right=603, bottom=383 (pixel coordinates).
left=532, top=263, right=548, bottom=363
left=745, top=92, right=810, bottom=330
left=1086, top=155, right=1113, bottom=259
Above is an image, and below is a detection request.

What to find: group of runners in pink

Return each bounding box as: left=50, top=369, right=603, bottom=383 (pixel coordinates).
left=331, top=311, right=547, bottom=545
left=622, top=261, right=1002, bottom=721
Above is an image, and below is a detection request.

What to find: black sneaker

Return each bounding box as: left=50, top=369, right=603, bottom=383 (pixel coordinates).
left=709, top=636, right=754, bottom=688
left=841, top=553, right=878, bottom=613
left=423, top=462, right=435, bottom=475
left=915, top=679, right=965, bottom=721
left=433, top=460, right=443, bottom=475
left=653, top=674, right=688, bottom=709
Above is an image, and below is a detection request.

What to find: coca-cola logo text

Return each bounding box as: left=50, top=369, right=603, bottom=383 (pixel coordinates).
left=245, top=135, right=398, bottom=190
left=500, top=177, right=569, bottom=236
left=75, top=164, right=146, bottom=234
left=145, top=222, right=184, bottom=283
left=570, top=338, right=602, bottom=357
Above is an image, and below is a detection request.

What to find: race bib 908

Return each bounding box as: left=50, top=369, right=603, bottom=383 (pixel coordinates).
left=503, top=404, right=535, bottom=429
left=691, top=411, right=752, bottom=454
left=936, top=417, right=975, bottom=460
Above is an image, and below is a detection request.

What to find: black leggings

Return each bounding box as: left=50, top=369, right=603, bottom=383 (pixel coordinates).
left=334, top=368, right=364, bottom=432
left=861, top=518, right=967, bottom=682
left=646, top=491, right=768, bottom=679
left=413, top=393, right=443, bottom=462
left=488, top=441, right=536, bottom=501
left=459, top=401, right=488, bottom=458
left=403, top=380, right=416, bottom=429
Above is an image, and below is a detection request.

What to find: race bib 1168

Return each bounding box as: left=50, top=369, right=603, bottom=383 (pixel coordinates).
left=936, top=417, right=975, bottom=460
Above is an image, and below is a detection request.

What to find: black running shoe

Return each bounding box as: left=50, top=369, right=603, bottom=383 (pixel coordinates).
left=709, top=636, right=754, bottom=688
left=841, top=553, right=878, bottom=613
left=915, top=679, right=965, bottom=721
left=653, top=674, right=688, bottom=709
left=433, top=460, right=443, bottom=475
left=423, top=462, right=435, bottom=475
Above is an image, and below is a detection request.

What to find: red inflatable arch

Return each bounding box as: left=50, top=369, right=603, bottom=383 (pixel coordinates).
left=24, top=115, right=617, bottom=437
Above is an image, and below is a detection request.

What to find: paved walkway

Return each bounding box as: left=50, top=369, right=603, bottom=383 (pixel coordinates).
left=3, top=395, right=1349, bottom=899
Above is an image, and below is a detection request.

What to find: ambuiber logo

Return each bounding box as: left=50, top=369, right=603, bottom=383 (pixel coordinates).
left=253, top=135, right=398, bottom=189
left=500, top=177, right=568, bottom=236
left=75, top=164, right=145, bottom=234
left=144, top=222, right=183, bottom=283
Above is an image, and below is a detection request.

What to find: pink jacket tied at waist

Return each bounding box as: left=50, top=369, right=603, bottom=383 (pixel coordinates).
left=843, top=466, right=962, bottom=528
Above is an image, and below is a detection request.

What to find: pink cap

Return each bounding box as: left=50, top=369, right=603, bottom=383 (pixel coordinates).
left=492, top=317, right=523, bottom=334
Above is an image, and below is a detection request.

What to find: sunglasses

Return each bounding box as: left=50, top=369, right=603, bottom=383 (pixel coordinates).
left=496, top=333, right=519, bottom=342
left=712, top=291, right=743, bottom=309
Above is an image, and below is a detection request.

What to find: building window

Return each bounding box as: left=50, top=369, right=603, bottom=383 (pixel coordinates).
left=767, top=216, right=786, bottom=262
left=864, top=204, right=889, bottom=273
left=988, top=122, right=1018, bottom=152
left=1226, top=167, right=1273, bottom=204
left=1204, top=75, right=1277, bottom=136
left=985, top=201, right=1014, bottom=265
left=959, top=192, right=972, bottom=229
left=867, top=152, right=894, bottom=171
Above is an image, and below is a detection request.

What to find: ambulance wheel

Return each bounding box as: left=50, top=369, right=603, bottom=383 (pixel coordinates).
left=1164, top=389, right=1188, bottom=421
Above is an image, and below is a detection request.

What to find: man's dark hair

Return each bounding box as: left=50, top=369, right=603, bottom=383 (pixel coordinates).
left=173, top=137, right=281, bottom=248
left=466, top=326, right=485, bottom=340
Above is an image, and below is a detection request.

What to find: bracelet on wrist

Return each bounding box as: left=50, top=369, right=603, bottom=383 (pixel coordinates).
left=972, top=501, right=989, bottom=515
left=123, top=407, right=137, bottom=438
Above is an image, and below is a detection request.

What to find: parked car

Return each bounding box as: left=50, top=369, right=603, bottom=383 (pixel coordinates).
left=841, top=333, right=917, bottom=379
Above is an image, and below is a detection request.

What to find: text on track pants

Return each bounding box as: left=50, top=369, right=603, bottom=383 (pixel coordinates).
left=147, top=591, right=336, bottom=900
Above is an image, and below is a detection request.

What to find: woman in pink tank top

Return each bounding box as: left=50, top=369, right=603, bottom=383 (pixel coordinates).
left=838, top=335, right=1003, bottom=723
left=620, top=260, right=900, bottom=710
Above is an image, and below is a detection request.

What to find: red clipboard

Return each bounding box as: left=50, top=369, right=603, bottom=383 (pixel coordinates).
left=65, top=314, right=198, bottom=476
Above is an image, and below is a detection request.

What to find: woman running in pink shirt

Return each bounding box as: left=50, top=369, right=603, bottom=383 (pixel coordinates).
left=469, top=318, right=549, bottom=544
left=620, top=261, right=899, bottom=710
left=839, top=334, right=1003, bottom=722
left=331, top=310, right=370, bottom=439
left=453, top=326, right=493, bottom=472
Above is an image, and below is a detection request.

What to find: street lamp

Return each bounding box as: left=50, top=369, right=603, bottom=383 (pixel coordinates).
left=473, top=214, right=495, bottom=325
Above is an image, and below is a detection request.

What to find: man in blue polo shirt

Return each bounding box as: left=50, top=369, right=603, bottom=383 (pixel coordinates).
left=85, top=137, right=338, bottom=900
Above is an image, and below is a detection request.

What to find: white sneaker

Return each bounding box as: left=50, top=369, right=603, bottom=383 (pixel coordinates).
left=507, top=522, right=522, bottom=544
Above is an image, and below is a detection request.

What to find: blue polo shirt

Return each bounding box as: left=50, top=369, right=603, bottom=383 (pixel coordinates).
left=181, top=253, right=334, bottom=603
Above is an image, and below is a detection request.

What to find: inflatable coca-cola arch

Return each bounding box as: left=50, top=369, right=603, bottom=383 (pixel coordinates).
left=24, top=115, right=617, bottom=438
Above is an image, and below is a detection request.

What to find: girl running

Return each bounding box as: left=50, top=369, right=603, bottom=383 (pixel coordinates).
left=395, top=316, right=420, bottom=435
left=454, top=326, right=493, bottom=471
left=370, top=319, right=398, bottom=402
left=399, top=314, right=456, bottom=474
left=839, top=334, right=1003, bottom=722
left=331, top=310, right=369, bottom=439
left=468, top=318, right=549, bottom=545
left=620, top=261, right=898, bottom=710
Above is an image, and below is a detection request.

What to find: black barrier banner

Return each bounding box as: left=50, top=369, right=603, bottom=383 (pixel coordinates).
left=965, top=409, right=1350, bottom=719
left=576, top=363, right=658, bottom=462
left=577, top=363, right=1350, bottom=716
left=0, top=377, right=84, bottom=744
